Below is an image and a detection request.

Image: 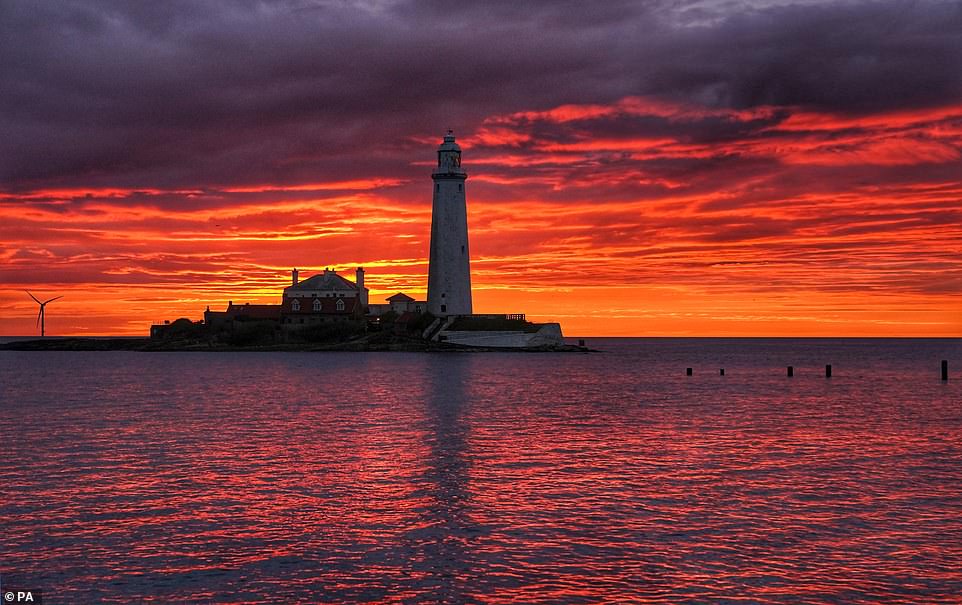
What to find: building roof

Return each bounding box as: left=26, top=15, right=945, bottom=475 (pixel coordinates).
left=282, top=296, right=358, bottom=314
left=386, top=292, right=415, bottom=302
left=286, top=270, right=358, bottom=293
left=224, top=303, right=282, bottom=320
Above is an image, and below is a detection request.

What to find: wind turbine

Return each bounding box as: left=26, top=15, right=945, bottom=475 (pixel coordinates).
left=25, top=291, right=63, bottom=337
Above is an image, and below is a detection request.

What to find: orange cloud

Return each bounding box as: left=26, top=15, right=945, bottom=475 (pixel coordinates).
left=2, top=97, right=961, bottom=337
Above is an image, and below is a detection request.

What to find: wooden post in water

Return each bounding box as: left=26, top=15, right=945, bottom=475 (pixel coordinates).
left=787, top=366, right=794, bottom=377
left=720, top=368, right=725, bottom=376
left=686, top=367, right=693, bottom=376
left=825, top=364, right=832, bottom=378
left=943, top=360, right=949, bottom=381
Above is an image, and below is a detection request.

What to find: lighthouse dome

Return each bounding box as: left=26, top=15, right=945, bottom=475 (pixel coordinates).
left=439, top=130, right=461, bottom=151
left=434, top=130, right=464, bottom=175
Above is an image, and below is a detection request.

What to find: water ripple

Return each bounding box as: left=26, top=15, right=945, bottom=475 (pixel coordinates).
left=1, top=338, right=960, bottom=603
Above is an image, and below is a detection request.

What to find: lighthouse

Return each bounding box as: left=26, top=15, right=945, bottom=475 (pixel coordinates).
left=427, top=130, right=472, bottom=316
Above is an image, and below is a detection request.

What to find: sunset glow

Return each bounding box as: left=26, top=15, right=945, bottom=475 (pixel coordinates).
left=1, top=2, right=960, bottom=336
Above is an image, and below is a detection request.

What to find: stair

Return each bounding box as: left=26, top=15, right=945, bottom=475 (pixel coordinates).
left=423, top=316, right=456, bottom=341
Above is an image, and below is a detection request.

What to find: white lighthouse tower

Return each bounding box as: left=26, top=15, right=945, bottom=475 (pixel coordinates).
left=427, top=130, right=472, bottom=316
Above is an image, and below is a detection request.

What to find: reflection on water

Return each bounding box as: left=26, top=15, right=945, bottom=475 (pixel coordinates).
left=1, top=339, right=961, bottom=603
left=409, top=355, right=473, bottom=603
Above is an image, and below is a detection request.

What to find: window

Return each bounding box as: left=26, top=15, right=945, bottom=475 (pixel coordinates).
left=461, top=245, right=465, bottom=254
left=441, top=304, right=446, bottom=313
left=291, top=299, right=300, bottom=312
left=336, top=299, right=345, bottom=311
left=313, top=298, right=322, bottom=312
left=458, top=184, right=462, bottom=191
left=436, top=184, right=440, bottom=192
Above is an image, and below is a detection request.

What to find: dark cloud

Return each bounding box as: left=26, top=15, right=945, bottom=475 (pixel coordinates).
left=1, top=0, right=960, bottom=190
left=639, top=2, right=962, bottom=108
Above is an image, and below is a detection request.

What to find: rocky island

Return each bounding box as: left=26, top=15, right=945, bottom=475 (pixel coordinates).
left=8, top=133, right=584, bottom=353
left=3, top=314, right=589, bottom=353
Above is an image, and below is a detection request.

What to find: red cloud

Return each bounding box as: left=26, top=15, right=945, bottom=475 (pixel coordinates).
left=2, top=97, right=961, bottom=336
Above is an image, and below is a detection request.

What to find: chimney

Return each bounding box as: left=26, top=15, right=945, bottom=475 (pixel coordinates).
left=356, top=267, right=367, bottom=308
left=228, top=300, right=233, bottom=308
left=292, top=268, right=299, bottom=286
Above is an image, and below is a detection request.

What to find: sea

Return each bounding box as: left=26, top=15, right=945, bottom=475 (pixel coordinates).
left=1, top=338, right=960, bottom=604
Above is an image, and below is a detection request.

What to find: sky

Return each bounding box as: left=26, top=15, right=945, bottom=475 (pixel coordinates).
left=1, top=0, right=960, bottom=336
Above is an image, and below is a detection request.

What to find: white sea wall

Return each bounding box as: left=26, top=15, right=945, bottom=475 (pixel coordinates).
left=439, top=322, right=564, bottom=348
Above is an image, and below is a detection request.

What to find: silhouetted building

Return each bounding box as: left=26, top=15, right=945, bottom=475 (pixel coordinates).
left=203, top=267, right=368, bottom=335
left=368, top=292, right=427, bottom=316
left=205, top=301, right=281, bottom=329
left=281, top=293, right=362, bottom=326
left=285, top=267, right=368, bottom=309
